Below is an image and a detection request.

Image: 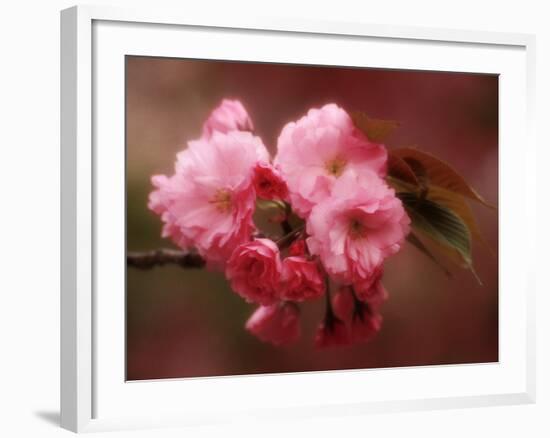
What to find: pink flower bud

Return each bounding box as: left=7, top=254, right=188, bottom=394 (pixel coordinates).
left=202, top=99, right=254, bottom=138
left=280, top=256, right=325, bottom=302
left=332, top=286, right=384, bottom=345
left=332, top=287, right=355, bottom=321
left=354, top=273, right=389, bottom=311
left=226, top=238, right=282, bottom=305
left=245, top=302, right=301, bottom=346
left=253, top=162, right=289, bottom=201
left=288, top=239, right=307, bottom=256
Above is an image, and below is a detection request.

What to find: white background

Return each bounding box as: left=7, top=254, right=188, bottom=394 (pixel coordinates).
left=0, top=0, right=547, bottom=437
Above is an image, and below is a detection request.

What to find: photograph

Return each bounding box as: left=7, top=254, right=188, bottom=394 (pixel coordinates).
left=125, top=56, right=499, bottom=381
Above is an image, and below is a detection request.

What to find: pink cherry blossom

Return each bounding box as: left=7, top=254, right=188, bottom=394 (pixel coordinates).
left=307, top=171, right=410, bottom=286
left=274, top=103, right=387, bottom=217
left=253, top=162, right=289, bottom=201
left=226, top=238, right=282, bottom=305
left=280, top=256, right=325, bottom=302
left=149, top=130, right=269, bottom=269
left=202, top=99, right=254, bottom=138
left=245, top=302, right=301, bottom=345
left=148, top=174, right=192, bottom=249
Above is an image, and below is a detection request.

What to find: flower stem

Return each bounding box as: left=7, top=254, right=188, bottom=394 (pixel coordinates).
left=275, top=225, right=305, bottom=250
left=324, top=277, right=335, bottom=321
left=350, top=286, right=371, bottom=319
left=280, top=219, right=293, bottom=235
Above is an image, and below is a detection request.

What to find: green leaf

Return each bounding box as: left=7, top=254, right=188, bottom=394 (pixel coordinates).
left=406, top=233, right=452, bottom=278
left=425, top=185, right=483, bottom=242
left=400, top=192, right=471, bottom=262
left=351, top=111, right=400, bottom=143
left=399, top=192, right=481, bottom=284
left=256, top=199, right=286, bottom=211
left=394, top=182, right=493, bottom=254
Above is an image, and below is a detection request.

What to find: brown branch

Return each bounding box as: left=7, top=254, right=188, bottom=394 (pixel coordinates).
left=127, top=227, right=302, bottom=271
left=127, top=249, right=205, bottom=270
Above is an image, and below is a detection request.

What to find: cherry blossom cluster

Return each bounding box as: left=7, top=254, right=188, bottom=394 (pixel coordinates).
left=149, top=100, right=410, bottom=347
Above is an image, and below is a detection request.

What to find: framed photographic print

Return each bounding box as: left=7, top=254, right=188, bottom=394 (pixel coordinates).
left=60, top=4, right=536, bottom=433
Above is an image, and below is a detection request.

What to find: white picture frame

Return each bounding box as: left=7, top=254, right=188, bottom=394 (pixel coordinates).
left=60, top=4, right=536, bottom=433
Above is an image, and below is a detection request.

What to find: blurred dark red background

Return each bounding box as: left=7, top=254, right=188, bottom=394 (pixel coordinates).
left=126, top=56, right=498, bottom=380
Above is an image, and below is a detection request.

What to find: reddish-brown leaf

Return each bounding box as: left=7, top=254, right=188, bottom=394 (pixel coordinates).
left=392, top=147, right=495, bottom=208
left=387, top=153, right=420, bottom=186
left=351, top=111, right=400, bottom=143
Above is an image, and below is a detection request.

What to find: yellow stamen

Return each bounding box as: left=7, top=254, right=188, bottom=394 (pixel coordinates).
left=349, top=218, right=367, bottom=240
left=325, top=157, right=347, bottom=177
left=210, top=189, right=232, bottom=213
